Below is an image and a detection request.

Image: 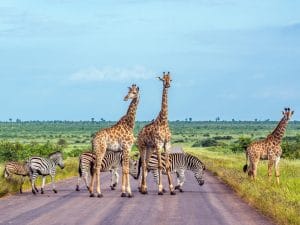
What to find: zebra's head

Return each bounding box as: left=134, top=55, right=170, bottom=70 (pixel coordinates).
left=186, top=153, right=205, bottom=186
left=49, top=151, right=65, bottom=169
left=194, top=167, right=205, bottom=186
left=129, top=159, right=139, bottom=179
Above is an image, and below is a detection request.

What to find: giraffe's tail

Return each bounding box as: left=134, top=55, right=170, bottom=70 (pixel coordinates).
left=243, top=151, right=248, bottom=173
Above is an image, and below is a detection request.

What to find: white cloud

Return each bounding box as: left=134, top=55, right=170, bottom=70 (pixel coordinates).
left=70, top=66, right=154, bottom=82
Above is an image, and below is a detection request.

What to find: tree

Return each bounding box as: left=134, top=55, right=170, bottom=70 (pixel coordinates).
left=91, top=118, right=95, bottom=123
left=57, top=139, right=68, bottom=148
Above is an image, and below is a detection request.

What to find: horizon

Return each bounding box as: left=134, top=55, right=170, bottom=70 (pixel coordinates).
left=1, top=0, right=299, bottom=121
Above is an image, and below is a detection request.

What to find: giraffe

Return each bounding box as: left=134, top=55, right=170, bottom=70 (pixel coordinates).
left=89, top=84, right=140, bottom=198
left=243, top=108, right=294, bottom=184
left=137, top=72, right=176, bottom=195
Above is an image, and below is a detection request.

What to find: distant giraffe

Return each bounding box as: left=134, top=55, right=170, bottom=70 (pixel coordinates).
left=138, top=72, right=176, bottom=195
left=243, top=108, right=294, bottom=184
left=89, top=84, right=139, bottom=197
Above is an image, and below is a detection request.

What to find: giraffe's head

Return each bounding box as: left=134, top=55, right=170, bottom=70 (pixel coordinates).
left=124, top=84, right=139, bottom=101
left=282, top=107, right=294, bottom=120
left=157, top=72, right=172, bottom=88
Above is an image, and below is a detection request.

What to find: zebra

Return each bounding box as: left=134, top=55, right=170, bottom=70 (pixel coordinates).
left=28, top=151, right=65, bottom=195
left=4, top=161, right=39, bottom=194
left=136, top=152, right=205, bottom=192
left=76, top=151, right=139, bottom=191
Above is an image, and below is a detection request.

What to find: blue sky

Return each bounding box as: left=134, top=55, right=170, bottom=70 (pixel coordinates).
left=0, top=0, right=299, bottom=121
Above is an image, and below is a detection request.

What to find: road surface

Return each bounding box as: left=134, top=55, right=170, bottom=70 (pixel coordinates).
left=0, top=148, right=274, bottom=225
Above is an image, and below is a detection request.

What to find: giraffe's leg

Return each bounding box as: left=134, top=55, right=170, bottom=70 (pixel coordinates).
left=268, top=159, right=275, bottom=182
left=165, top=143, right=176, bottom=195
left=89, top=167, right=96, bottom=195
left=139, top=146, right=147, bottom=194
left=89, top=142, right=105, bottom=198
left=157, top=151, right=164, bottom=195
left=252, top=160, right=259, bottom=181
left=140, top=147, right=153, bottom=194
left=275, top=156, right=281, bottom=184
left=121, top=147, right=133, bottom=197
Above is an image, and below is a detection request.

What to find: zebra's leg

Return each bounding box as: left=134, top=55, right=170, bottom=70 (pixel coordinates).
left=20, top=176, right=25, bottom=194
left=165, top=143, right=176, bottom=195
left=83, top=170, right=89, bottom=190
left=31, top=173, right=37, bottom=195
left=76, top=175, right=81, bottom=191
left=110, top=168, right=118, bottom=190
left=175, top=170, right=185, bottom=192
left=51, top=175, right=57, bottom=193
left=157, top=150, right=164, bottom=195
left=41, top=176, right=46, bottom=194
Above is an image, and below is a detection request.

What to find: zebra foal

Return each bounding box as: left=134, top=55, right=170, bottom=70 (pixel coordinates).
left=4, top=161, right=38, bottom=194
left=28, top=151, right=65, bottom=195
left=137, top=152, right=205, bottom=192
left=76, top=151, right=138, bottom=191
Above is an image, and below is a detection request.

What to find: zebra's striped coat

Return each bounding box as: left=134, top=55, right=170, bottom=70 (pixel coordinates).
left=137, top=152, right=205, bottom=192
left=76, top=151, right=138, bottom=191
left=28, top=151, right=64, bottom=194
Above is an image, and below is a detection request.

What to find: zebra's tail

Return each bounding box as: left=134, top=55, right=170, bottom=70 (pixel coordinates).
left=78, top=158, right=82, bottom=177
left=136, top=157, right=142, bottom=180
left=243, top=151, right=248, bottom=173
left=90, top=160, right=94, bottom=177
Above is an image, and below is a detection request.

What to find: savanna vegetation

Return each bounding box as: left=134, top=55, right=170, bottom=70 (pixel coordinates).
left=0, top=120, right=299, bottom=224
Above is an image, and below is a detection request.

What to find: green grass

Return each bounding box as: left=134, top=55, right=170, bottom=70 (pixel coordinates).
left=0, top=157, right=78, bottom=197
left=186, top=147, right=300, bottom=225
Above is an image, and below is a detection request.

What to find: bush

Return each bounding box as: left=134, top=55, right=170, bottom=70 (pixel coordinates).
left=192, top=138, right=219, bottom=147
left=67, top=148, right=84, bottom=157
left=57, top=139, right=68, bottom=148
left=282, top=135, right=300, bottom=159
left=0, top=140, right=62, bottom=162
left=230, top=136, right=252, bottom=153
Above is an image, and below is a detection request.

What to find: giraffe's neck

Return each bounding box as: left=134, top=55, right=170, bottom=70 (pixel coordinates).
left=269, top=117, right=289, bottom=145
left=157, top=87, right=168, bottom=124
left=123, top=96, right=139, bottom=130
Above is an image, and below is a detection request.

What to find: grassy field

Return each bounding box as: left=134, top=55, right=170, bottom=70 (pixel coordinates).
left=186, top=147, right=300, bottom=225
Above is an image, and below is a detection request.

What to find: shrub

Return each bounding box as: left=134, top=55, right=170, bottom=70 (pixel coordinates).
left=230, top=136, right=252, bottom=153
left=192, top=138, right=219, bottom=147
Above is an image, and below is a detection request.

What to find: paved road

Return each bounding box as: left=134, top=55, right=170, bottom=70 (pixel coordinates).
left=0, top=149, right=275, bottom=225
